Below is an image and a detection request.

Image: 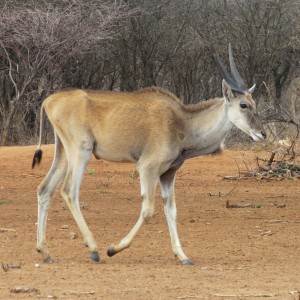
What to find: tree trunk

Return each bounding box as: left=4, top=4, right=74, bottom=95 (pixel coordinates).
left=0, top=102, right=16, bottom=146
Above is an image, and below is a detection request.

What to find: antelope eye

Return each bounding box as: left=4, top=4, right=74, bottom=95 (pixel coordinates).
left=240, top=103, right=247, bottom=109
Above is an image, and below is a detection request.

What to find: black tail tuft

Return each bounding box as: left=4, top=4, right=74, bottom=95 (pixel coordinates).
left=32, top=149, right=43, bottom=169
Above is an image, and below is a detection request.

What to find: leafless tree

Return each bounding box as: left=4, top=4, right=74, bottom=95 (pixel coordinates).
left=0, top=0, right=299, bottom=145
left=192, top=0, right=299, bottom=89
left=0, top=0, right=131, bottom=145
left=109, top=0, right=197, bottom=93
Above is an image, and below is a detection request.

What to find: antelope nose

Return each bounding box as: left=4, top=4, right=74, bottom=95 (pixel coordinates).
left=261, top=130, right=267, bottom=139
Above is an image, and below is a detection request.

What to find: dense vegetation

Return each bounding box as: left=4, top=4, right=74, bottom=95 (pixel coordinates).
left=0, top=0, right=299, bottom=145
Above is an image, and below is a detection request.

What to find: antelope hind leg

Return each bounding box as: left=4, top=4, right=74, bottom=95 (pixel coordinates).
left=60, top=147, right=100, bottom=262
left=36, top=135, right=67, bottom=263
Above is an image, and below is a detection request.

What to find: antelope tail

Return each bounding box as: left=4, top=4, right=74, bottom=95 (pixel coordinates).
left=32, top=104, right=44, bottom=169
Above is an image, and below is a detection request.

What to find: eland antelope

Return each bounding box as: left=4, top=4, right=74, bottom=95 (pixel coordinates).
left=32, top=44, right=266, bottom=265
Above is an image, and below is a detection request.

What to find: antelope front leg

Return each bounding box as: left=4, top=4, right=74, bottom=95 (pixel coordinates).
left=107, top=165, right=158, bottom=257
left=160, top=166, right=194, bottom=265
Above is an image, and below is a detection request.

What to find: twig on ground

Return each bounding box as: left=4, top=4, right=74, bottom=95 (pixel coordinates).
left=209, top=293, right=276, bottom=298
left=267, top=152, right=276, bottom=166
left=2, top=262, right=21, bottom=272
left=263, top=219, right=300, bottom=224
left=219, top=175, right=251, bottom=180
left=0, top=227, right=16, bottom=232
left=209, top=180, right=239, bottom=197
left=10, top=286, right=39, bottom=293
left=177, top=296, right=203, bottom=299
left=69, top=291, right=96, bottom=295
left=224, top=149, right=300, bottom=181
left=226, top=200, right=261, bottom=209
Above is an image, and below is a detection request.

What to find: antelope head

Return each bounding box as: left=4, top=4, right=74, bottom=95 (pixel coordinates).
left=215, top=44, right=266, bottom=141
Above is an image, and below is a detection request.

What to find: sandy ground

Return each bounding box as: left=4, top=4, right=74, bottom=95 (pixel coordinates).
left=0, top=145, right=300, bottom=300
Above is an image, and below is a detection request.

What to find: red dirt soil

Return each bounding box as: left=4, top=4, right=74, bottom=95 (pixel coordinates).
left=0, top=145, right=299, bottom=299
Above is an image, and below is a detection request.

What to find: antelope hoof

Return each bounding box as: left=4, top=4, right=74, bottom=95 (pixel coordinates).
left=107, top=246, right=116, bottom=257
left=90, top=251, right=100, bottom=262
left=180, top=259, right=194, bottom=266
left=43, top=257, right=54, bottom=264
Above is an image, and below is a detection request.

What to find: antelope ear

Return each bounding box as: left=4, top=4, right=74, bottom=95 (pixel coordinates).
left=222, top=79, right=234, bottom=102
left=248, top=83, right=256, bottom=94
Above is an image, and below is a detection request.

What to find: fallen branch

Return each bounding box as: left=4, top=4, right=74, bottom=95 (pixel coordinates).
left=69, top=291, right=96, bottom=295
left=11, top=286, right=39, bottom=293
left=263, top=219, right=300, bottom=224
left=177, top=296, right=203, bottom=299
left=20, top=173, right=45, bottom=178
left=273, top=203, right=286, bottom=208
left=226, top=200, right=261, bottom=209
left=222, top=146, right=300, bottom=181
left=209, top=293, right=276, bottom=298
left=208, top=192, right=222, bottom=197
left=219, top=175, right=251, bottom=180
left=267, top=151, right=276, bottom=166
left=0, top=227, right=16, bottom=233
left=2, top=262, right=21, bottom=272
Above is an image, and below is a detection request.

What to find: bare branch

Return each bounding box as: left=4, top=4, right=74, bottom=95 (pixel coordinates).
left=0, top=41, right=19, bottom=101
